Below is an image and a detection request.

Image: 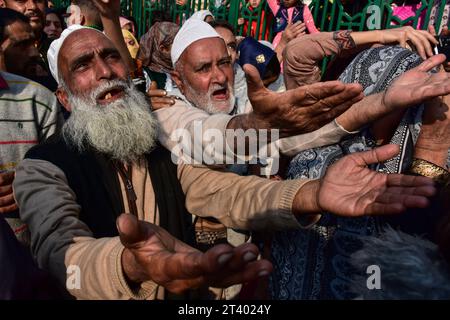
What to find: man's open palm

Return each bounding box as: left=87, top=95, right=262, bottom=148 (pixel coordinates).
left=318, top=144, right=436, bottom=216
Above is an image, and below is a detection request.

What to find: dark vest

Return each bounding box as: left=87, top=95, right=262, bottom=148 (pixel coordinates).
left=273, top=4, right=305, bottom=34
left=24, top=135, right=195, bottom=246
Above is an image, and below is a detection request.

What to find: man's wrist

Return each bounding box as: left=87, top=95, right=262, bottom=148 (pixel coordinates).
left=292, top=180, right=322, bottom=215
left=122, top=248, right=148, bottom=285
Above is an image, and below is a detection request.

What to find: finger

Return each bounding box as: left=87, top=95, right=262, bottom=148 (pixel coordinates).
left=407, top=33, right=427, bottom=59
left=243, top=63, right=268, bottom=97
left=385, top=185, right=437, bottom=197
left=0, top=203, right=18, bottom=214
left=372, top=192, right=431, bottom=212
left=291, top=80, right=346, bottom=103
left=221, top=243, right=260, bottom=271
left=0, top=171, right=15, bottom=185
left=0, top=194, right=16, bottom=207
left=117, top=213, right=154, bottom=247
left=428, top=24, right=437, bottom=37
left=419, top=29, right=438, bottom=45
left=412, top=31, right=434, bottom=58
left=386, top=173, right=435, bottom=187
left=352, top=144, right=400, bottom=166
left=415, top=54, right=447, bottom=72
left=151, top=97, right=175, bottom=105
left=0, top=184, right=13, bottom=196
left=208, top=259, right=273, bottom=288
left=147, top=89, right=168, bottom=97
left=305, top=83, right=363, bottom=115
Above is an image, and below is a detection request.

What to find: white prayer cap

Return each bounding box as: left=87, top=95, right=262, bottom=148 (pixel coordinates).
left=171, top=19, right=222, bottom=67
left=47, top=24, right=103, bottom=85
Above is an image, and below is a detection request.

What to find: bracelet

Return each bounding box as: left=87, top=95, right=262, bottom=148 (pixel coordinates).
left=409, top=158, right=450, bottom=186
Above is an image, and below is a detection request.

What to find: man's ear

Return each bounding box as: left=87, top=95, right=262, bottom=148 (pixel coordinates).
left=56, top=87, right=72, bottom=112
left=170, top=69, right=185, bottom=95
left=0, top=1, right=6, bottom=8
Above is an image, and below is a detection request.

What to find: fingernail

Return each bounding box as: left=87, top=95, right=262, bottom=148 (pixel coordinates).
left=258, top=270, right=270, bottom=277
left=217, top=253, right=233, bottom=266
left=243, top=251, right=257, bottom=262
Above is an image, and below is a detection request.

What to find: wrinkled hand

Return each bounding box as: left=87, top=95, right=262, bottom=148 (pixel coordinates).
left=92, top=0, right=121, bottom=18
left=148, top=82, right=175, bottom=110
left=0, top=171, right=18, bottom=214
left=379, top=26, right=437, bottom=59
left=242, top=64, right=364, bottom=137
left=318, top=144, right=436, bottom=216
left=414, top=94, right=450, bottom=167
left=176, top=0, right=187, bottom=6
left=281, top=21, right=306, bottom=43
left=118, top=214, right=272, bottom=294
left=382, top=54, right=450, bottom=110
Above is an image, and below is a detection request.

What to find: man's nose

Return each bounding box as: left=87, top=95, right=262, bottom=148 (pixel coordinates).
left=26, top=0, right=37, bottom=10
left=212, top=66, right=227, bottom=85
left=95, top=58, right=114, bottom=80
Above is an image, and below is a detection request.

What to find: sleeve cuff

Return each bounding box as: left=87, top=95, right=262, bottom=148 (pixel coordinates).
left=110, top=239, right=158, bottom=300
left=278, top=179, right=321, bottom=229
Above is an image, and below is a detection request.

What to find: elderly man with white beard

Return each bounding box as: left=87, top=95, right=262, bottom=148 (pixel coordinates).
left=12, top=25, right=439, bottom=300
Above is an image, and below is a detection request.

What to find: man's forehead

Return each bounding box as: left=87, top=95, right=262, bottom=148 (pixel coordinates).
left=60, top=29, right=114, bottom=61
left=183, top=37, right=228, bottom=62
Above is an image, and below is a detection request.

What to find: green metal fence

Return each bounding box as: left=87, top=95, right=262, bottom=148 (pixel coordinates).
left=52, top=0, right=448, bottom=39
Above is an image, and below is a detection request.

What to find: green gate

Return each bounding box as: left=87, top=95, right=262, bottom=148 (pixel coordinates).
left=52, top=0, right=448, bottom=39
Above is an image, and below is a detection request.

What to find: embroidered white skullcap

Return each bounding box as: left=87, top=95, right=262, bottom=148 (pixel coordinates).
left=171, top=19, right=222, bottom=67
left=47, top=24, right=104, bottom=84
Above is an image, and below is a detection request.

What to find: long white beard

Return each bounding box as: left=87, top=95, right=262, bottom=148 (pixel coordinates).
left=62, top=79, right=158, bottom=163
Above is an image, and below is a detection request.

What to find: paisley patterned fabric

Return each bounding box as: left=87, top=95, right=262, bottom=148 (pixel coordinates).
left=269, top=46, right=424, bottom=300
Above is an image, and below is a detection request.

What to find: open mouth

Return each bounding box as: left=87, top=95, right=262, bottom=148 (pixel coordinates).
left=212, top=88, right=228, bottom=100
left=96, top=86, right=126, bottom=105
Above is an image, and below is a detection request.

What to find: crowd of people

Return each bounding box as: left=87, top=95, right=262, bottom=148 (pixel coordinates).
left=0, top=0, right=449, bottom=300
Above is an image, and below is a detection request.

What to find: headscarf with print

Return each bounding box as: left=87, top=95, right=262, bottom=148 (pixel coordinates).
left=137, top=22, right=180, bottom=74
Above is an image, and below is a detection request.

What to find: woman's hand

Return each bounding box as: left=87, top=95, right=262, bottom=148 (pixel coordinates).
left=378, top=26, right=438, bottom=59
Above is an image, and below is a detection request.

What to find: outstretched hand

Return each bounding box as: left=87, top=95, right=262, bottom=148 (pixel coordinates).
left=92, top=0, right=121, bottom=18
left=382, top=54, right=450, bottom=110
left=118, top=214, right=272, bottom=294
left=243, top=64, right=364, bottom=137
left=318, top=144, right=437, bottom=216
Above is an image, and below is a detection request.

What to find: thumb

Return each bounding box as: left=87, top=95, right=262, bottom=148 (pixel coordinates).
left=149, top=81, right=158, bottom=91
left=355, top=144, right=400, bottom=166
left=243, top=63, right=266, bottom=97
left=416, top=54, right=446, bottom=72
left=117, top=214, right=151, bottom=248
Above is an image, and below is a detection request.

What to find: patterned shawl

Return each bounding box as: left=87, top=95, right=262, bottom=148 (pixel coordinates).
left=270, top=46, right=426, bottom=300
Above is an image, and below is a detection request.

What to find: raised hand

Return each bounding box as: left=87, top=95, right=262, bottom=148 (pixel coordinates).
left=382, top=54, right=450, bottom=110
left=318, top=144, right=436, bottom=216
left=118, top=214, right=272, bottom=294
left=92, top=0, right=121, bottom=18
left=239, top=64, right=364, bottom=137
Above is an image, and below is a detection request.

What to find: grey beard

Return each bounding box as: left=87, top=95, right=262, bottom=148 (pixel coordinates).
left=62, top=80, right=158, bottom=163
left=184, top=81, right=236, bottom=115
